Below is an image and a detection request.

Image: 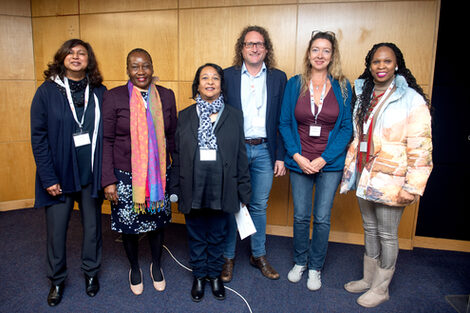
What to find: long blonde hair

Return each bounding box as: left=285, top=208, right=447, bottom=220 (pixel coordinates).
left=300, top=31, right=348, bottom=100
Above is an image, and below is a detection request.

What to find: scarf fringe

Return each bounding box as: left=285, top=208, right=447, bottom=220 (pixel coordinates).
left=133, top=200, right=166, bottom=215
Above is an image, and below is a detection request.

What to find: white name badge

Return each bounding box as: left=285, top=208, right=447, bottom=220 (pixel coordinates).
left=200, top=149, right=217, bottom=161
left=309, top=125, right=321, bottom=137
left=73, top=132, right=91, bottom=147
left=252, top=116, right=265, bottom=128
left=360, top=141, right=368, bottom=153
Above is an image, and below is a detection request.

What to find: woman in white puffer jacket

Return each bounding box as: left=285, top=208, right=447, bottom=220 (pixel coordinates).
left=340, top=42, right=433, bottom=308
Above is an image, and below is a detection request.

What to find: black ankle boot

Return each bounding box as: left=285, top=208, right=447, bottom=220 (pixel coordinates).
left=191, top=276, right=206, bottom=302
left=209, top=276, right=225, bottom=300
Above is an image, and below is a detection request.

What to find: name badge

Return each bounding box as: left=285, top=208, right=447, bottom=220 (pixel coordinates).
left=200, top=149, right=217, bottom=161
left=73, top=132, right=91, bottom=147
left=252, top=116, right=265, bottom=128
left=309, top=124, right=321, bottom=137
left=360, top=141, right=368, bottom=153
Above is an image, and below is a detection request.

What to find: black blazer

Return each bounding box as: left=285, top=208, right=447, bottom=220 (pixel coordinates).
left=169, top=103, right=251, bottom=214
left=223, top=65, right=287, bottom=166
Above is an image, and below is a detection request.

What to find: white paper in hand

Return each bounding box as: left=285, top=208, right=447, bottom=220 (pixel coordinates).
left=234, top=203, right=257, bottom=240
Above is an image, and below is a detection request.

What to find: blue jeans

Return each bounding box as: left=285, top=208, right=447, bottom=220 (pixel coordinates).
left=224, top=143, right=273, bottom=258
left=290, top=170, right=342, bottom=270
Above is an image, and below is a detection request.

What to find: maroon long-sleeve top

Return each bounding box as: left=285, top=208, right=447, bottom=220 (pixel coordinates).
left=101, top=84, right=177, bottom=188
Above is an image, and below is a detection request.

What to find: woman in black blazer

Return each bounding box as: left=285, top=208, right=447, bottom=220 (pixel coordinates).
left=169, top=63, right=251, bottom=302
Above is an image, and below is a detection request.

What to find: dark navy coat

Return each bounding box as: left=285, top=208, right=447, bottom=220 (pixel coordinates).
left=30, top=79, right=106, bottom=208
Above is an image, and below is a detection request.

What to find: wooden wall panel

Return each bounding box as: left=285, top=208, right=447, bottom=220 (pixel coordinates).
left=179, top=5, right=297, bottom=81
left=31, top=0, right=78, bottom=16
left=80, top=10, right=178, bottom=81
left=32, top=16, right=80, bottom=80
left=80, top=0, right=177, bottom=13
left=296, top=1, right=438, bottom=86
left=179, top=0, right=295, bottom=8
left=0, top=0, right=31, bottom=16
left=0, top=16, right=34, bottom=80
left=0, top=0, right=36, bottom=205
left=0, top=82, right=36, bottom=142
left=0, top=142, right=36, bottom=201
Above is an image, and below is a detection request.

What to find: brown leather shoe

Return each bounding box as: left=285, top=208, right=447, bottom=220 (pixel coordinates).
left=249, top=255, right=280, bottom=280
left=221, top=258, right=234, bottom=282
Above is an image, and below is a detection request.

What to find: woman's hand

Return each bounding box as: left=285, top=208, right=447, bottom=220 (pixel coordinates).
left=104, top=184, right=119, bottom=205
left=274, top=160, right=286, bottom=177
left=397, top=189, right=417, bottom=204
left=293, top=153, right=316, bottom=175
left=310, top=157, right=326, bottom=173
left=46, top=184, right=62, bottom=197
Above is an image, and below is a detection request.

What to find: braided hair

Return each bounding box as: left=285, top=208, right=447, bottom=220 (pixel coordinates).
left=354, top=43, right=430, bottom=133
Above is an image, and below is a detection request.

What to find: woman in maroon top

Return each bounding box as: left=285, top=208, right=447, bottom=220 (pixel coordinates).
left=102, top=48, right=177, bottom=295
left=279, top=31, right=352, bottom=291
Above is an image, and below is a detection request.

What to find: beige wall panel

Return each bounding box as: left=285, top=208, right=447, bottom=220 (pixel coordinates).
left=0, top=81, right=36, bottom=142
left=179, top=5, right=297, bottom=81
left=0, top=16, right=34, bottom=80
left=0, top=0, right=31, bottom=16
left=178, top=81, right=193, bottom=112
left=179, top=0, right=295, bottom=8
left=296, top=1, right=438, bottom=85
left=0, top=142, right=36, bottom=201
left=31, top=0, right=78, bottom=16
left=80, top=11, right=178, bottom=81
left=266, top=175, right=291, bottom=226
left=331, top=191, right=364, bottom=233
left=32, top=16, right=80, bottom=80
left=80, top=0, right=177, bottom=14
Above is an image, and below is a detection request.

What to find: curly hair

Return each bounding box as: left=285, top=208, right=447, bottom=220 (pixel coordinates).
left=354, top=42, right=430, bottom=133
left=43, top=39, right=103, bottom=87
left=300, top=31, right=348, bottom=100
left=232, top=25, right=276, bottom=69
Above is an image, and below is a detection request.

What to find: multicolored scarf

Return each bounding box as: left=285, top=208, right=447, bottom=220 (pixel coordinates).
left=128, top=78, right=166, bottom=214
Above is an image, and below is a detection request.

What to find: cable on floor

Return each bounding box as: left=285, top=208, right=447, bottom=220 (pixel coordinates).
left=163, top=244, right=253, bottom=313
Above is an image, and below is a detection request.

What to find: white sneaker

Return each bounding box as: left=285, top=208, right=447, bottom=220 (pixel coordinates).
left=287, top=264, right=307, bottom=283
left=307, top=269, right=321, bottom=291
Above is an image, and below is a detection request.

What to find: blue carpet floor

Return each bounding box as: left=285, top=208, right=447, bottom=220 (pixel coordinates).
left=0, top=208, right=469, bottom=313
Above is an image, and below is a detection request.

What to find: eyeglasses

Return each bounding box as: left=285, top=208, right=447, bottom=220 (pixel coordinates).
left=243, top=42, right=266, bottom=49
left=311, top=30, right=336, bottom=39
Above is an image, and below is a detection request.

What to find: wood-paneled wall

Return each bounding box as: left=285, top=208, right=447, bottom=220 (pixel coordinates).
left=1, top=0, right=441, bottom=249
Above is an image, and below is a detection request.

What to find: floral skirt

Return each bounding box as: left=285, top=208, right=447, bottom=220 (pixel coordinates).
left=111, top=169, right=171, bottom=234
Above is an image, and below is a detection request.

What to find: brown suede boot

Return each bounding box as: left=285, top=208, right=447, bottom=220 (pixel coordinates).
left=357, top=266, right=395, bottom=308
left=344, top=255, right=378, bottom=293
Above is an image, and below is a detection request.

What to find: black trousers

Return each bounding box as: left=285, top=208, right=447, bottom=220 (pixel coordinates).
left=45, top=184, right=102, bottom=285
left=185, top=209, right=227, bottom=279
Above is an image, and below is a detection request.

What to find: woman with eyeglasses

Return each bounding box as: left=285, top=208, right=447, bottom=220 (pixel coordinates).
left=340, top=43, right=432, bottom=307
left=30, top=39, right=106, bottom=306
left=102, top=48, right=177, bottom=295
left=169, top=63, right=251, bottom=302
left=279, top=31, right=352, bottom=291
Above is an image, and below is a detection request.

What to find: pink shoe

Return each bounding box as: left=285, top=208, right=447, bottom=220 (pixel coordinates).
left=150, top=263, right=166, bottom=292
left=129, top=269, right=143, bottom=295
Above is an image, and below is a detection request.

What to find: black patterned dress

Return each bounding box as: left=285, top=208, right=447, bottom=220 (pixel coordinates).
left=110, top=169, right=171, bottom=234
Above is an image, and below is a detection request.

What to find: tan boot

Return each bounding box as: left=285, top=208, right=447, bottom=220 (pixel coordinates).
left=344, top=255, right=378, bottom=293
left=357, top=266, right=395, bottom=308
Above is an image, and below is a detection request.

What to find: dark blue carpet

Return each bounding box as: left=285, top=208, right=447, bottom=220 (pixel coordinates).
left=0, top=208, right=469, bottom=313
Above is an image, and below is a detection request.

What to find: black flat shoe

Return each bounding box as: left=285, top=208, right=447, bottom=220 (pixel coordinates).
left=85, top=274, right=99, bottom=297
left=191, top=277, right=206, bottom=302
left=47, top=282, right=64, bottom=306
left=209, top=276, right=225, bottom=300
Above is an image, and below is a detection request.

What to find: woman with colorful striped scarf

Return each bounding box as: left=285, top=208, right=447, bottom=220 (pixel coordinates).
left=102, top=48, right=177, bottom=295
